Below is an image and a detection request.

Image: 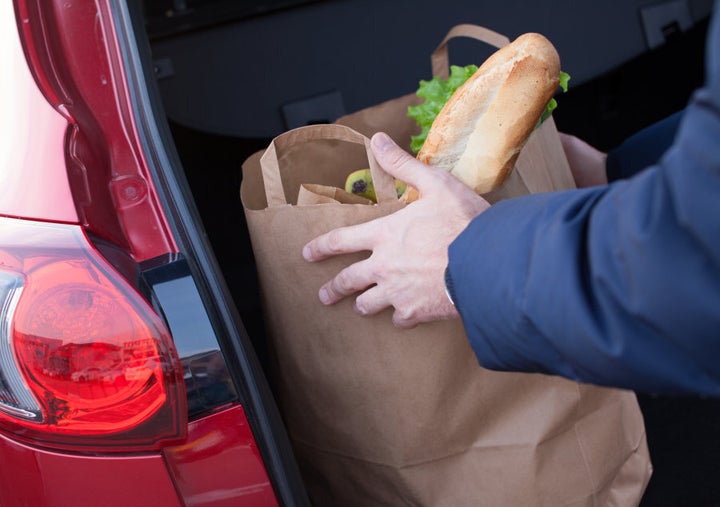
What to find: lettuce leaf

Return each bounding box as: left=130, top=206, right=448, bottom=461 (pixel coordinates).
left=540, top=71, right=571, bottom=123
left=407, top=66, right=571, bottom=153
left=407, top=65, right=478, bottom=154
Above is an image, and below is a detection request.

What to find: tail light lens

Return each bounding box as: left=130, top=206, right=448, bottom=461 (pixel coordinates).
left=0, top=217, right=187, bottom=452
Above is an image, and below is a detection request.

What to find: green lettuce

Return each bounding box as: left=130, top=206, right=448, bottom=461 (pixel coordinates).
left=407, top=66, right=571, bottom=153
left=540, top=70, right=571, bottom=123
left=407, top=65, right=478, bottom=154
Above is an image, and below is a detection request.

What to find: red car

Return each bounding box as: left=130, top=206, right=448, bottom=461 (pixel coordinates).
left=2, top=0, right=718, bottom=505
left=0, top=0, right=308, bottom=505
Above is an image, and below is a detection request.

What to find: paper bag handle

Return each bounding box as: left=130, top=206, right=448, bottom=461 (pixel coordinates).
left=260, top=124, right=398, bottom=207
left=431, top=24, right=510, bottom=79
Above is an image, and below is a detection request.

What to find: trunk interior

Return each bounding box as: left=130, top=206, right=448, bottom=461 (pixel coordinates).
left=136, top=2, right=719, bottom=504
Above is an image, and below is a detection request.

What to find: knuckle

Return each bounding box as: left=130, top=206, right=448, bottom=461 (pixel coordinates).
left=383, top=145, right=405, bottom=165
left=325, top=230, right=344, bottom=253
left=384, top=146, right=416, bottom=172
left=354, top=298, right=369, bottom=316
left=397, top=306, right=415, bottom=321
left=370, top=220, right=393, bottom=246
left=366, top=261, right=383, bottom=283
left=434, top=168, right=460, bottom=189
left=392, top=306, right=418, bottom=329
left=355, top=290, right=381, bottom=316
left=334, top=269, right=353, bottom=292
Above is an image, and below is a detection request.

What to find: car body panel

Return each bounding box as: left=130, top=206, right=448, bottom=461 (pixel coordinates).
left=0, top=1, right=288, bottom=505
left=164, top=405, right=279, bottom=506
left=0, top=0, right=76, bottom=224
left=0, top=431, right=181, bottom=507
left=12, top=0, right=177, bottom=261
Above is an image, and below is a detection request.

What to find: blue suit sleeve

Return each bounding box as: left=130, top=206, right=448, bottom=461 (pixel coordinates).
left=447, top=6, right=720, bottom=396
left=606, top=110, right=684, bottom=181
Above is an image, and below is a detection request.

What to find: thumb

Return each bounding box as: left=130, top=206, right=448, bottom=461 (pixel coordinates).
left=370, top=132, right=438, bottom=191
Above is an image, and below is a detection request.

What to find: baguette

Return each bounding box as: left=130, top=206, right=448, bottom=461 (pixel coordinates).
left=403, top=33, right=561, bottom=201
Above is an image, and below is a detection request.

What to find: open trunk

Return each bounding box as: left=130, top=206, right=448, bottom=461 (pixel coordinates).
left=128, top=1, right=718, bottom=504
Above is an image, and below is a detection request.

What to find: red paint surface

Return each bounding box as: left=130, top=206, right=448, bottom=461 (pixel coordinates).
left=0, top=3, right=281, bottom=506
left=0, top=431, right=181, bottom=507
left=8, top=0, right=178, bottom=261
left=0, top=1, right=77, bottom=223
left=164, top=405, right=279, bottom=507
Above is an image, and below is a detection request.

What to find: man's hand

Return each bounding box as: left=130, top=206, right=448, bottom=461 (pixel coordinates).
left=559, top=133, right=608, bottom=187
left=302, top=132, right=490, bottom=328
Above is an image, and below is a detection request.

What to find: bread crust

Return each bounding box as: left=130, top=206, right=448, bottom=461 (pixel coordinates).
left=417, top=33, right=561, bottom=195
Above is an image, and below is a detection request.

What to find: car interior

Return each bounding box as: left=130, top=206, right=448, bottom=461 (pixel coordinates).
left=129, top=0, right=719, bottom=504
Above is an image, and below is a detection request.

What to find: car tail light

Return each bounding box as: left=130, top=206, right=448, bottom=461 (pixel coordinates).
left=0, top=217, right=187, bottom=452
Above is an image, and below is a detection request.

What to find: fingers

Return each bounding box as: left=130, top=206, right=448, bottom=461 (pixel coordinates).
left=371, top=133, right=442, bottom=194
left=303, top=220, right=377, bottom=262
left=354, top=287, right=424, bottom=329
left=355, top=287, right=420, bottom=329
left=354, top=287, right=419, bottom=329
left=317, top=259, right=376, bottom=305
left=353, top=285, right=389, bottom=316
left=392, top=311, right=419, bottom=330
left=323, top=281, right=422, bottom=330
left=558, top=132, right=608, bottom=187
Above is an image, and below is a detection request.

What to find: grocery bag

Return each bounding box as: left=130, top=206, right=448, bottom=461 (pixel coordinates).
left=240, top=126, right=651, bottom=506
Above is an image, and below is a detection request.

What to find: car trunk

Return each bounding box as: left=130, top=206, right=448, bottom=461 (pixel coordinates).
left=131, top=1, right=720, bottom=505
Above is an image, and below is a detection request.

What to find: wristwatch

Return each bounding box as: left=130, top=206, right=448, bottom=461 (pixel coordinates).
left=444, top=266, right=456, bottom=307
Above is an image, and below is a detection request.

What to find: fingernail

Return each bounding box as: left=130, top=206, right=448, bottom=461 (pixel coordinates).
left=302, top=245, right=311, bottom=261
left=372, top=132, right=393, bottom=152
left=353, top=301, right=364, bottom=315
left=319, top=288, right=331, bottom=305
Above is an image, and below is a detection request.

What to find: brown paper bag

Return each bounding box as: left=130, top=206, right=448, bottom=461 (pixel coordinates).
left=241, top=122, right=651, bottom=505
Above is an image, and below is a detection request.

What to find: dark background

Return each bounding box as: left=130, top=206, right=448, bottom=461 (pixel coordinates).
left=163, top=12, right=720, bottom=507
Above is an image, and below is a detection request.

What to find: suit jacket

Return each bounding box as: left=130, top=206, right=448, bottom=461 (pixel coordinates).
left=447, top=3, right=720, bottom=396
